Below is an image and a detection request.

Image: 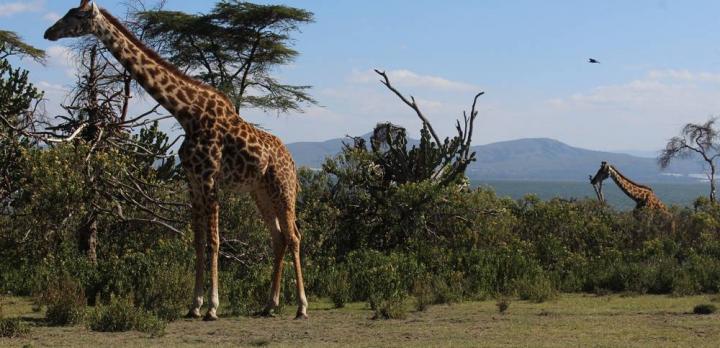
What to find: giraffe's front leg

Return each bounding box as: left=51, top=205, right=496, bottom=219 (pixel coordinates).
left=186, top=197, right=207, bottom=319
left=204, top=197, right=221, bottom=321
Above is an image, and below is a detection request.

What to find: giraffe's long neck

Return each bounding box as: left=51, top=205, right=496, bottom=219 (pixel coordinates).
left=607, top=165, right=647, bottom=204
left=90, top=8, right=233, bottom=132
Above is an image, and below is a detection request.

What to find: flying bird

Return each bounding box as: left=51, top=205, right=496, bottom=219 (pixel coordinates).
left=588, top=58, right=600, bottom=64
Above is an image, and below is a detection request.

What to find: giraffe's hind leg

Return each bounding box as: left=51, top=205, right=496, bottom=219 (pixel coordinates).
left=253, top=191, right=287, bottom=317
left=274, top=197, right=308, bottom=319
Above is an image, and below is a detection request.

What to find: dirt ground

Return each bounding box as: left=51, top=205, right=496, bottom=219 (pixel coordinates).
left=1, top=294, right=719, bottom=347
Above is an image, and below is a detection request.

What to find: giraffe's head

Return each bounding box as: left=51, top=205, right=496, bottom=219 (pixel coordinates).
left=44, top=0, right=100, bottom=41
left=590, top=161, right=611, bottom=185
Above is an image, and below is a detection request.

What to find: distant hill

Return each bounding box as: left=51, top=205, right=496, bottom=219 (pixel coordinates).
left=286, top=137, right=706, bottom=183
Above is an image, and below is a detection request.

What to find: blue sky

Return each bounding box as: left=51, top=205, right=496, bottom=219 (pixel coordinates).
left=4, top=0, right=720, bottom=153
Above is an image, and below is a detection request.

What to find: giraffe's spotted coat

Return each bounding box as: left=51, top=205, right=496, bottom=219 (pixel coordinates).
left=44, top=1, right=308, bottom=321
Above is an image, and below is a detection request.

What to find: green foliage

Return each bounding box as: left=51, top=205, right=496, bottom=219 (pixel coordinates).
left=93, top=239, right=193, bottom=321
left=372, top=297, right=407, bottom=320
left=344, top=251, right=412, bottom=308
left=87, top=296, right=165, bottom=336
left=692, top=304, right=717, bottom=315
left=137, top=1, right=315, bottom=113
left=224, top=263, right=272, bottom=316
left=325, top=267, right=351, bottom=308
left=40, top=276, right=87, bottom=326
left=511, top=272, right=558, bottom=303
left=0, top=318, right=29, bottom=338
left=0, top=30, right=45, bottom=60
left=411, top=275, right=433, bottom=311
left=0, top=54, right=43, bottom=222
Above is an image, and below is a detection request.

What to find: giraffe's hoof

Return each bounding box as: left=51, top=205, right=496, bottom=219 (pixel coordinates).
left=185, top=309, right=202, bottom=319
left=203, top=312, right=219, bottom=321
left=294, top=312, right=309, bottom=320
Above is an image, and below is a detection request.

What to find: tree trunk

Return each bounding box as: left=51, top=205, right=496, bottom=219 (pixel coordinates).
left=77, top=214, right=98, bottom=263
left=710, top=165, right=717, bottom=203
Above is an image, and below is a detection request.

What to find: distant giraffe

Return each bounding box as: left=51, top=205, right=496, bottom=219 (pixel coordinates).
left=44, top=0, right=307, bottom=321
left=589, top=161, right=667, bottom=212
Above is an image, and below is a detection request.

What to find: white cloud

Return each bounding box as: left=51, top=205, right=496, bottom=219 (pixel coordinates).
left=547, top=69, right=720, bottom=112
left=535, top=68, right=720, bottom=151
left=45, top=45, right=76, bottom=77
left=43, top=11, right=60, bottom=22
left=37, top=81, right=66, bottom=91
left=0, top=0, right=44, bottom=17
left=647, top=69, right=720, bottom=83
left=349, top=69, right=480, bottom=92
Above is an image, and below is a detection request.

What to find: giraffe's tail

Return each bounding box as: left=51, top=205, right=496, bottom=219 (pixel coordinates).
left=294, top=221, right=302, bottom=240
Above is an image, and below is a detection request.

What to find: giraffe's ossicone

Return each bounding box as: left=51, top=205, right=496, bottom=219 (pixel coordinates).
left=45, top=0, right=308, bottom=321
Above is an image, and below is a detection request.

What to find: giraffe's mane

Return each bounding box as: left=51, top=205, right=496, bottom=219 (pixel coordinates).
left=609, top=165, right=654, bottom=192
left=98, top=8, right=234, bottom=107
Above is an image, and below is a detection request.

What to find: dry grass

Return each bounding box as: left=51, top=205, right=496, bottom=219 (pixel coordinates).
left=1, top=294, right=719, bottom=347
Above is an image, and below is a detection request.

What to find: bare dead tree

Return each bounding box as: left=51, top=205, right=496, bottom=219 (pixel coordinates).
left=7, top=1, right=189, bottom=261
left=659, top=118, right=720, bottom=202
left=373, top=69, right=483, bottom=186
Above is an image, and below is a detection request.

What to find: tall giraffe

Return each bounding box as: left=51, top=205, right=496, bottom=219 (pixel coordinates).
left=589, top=161, right=667, bottom=211
left=44, top=0, right=308, bottom=321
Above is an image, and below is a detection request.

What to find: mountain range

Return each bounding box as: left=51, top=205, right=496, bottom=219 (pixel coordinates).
left=287, top=136, right=707, bottom=183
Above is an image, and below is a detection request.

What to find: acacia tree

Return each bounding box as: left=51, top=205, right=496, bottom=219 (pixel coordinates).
left=659, top=118, right=720, bottom=202
left=136, top=0, right=316, bottom=114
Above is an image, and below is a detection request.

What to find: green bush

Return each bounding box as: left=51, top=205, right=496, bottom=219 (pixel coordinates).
left=224, top=263, right=272, bottom=316
left=0, top=318, right=29, bottom=338
left=412, top=275, right=434, bottom=312
left=511, top=272, right=558, bottom=303
left=87, top=296, right=165, bottom=336
left=372, top=297, right=407, bottom=320
left=43, top=278, right=86, bottom=326
left=326, top=267, right=351, bottom=308
left=432, top=271, right=465, bottom=304
left=345, top=250, right=409, bottom=309
left=693, top=304, right=717, bottom=315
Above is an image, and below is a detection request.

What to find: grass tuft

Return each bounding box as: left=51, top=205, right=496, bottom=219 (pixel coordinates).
left=693, top=304, right=717, bottom=315
left=496, top=298, right=510, bottom=314
left=0, top=318, right=29, bottom=338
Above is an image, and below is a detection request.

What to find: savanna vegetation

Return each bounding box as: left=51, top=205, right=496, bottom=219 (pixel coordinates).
left=1, top=0, right=719, bottom=345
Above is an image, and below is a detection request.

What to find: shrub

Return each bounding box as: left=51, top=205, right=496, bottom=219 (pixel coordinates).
left=511, top=272, right=558, bottom=303
left=372, top=297, right=407, bottom=320
left=0, top=318, right=29, bottom=338
left=98, top=240, right=193, bottom=322
left=693, top=304, right=717, bottom=315
left=39, top=276, right=86, bottom=326
left=432, top=271, right=465, bottom=304
left=87, top=296, right=165, bottom=336
left=326, top=267, right=351, bottom=308
left=412, top=275, right=433, bottom=312
left=345, top=251, right=409, bottom=310
left=224, top=263, right=272, bottom=316
left=496, top=298, right=510, bottom=313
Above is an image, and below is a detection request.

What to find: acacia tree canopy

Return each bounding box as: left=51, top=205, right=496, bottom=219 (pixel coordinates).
left=0, top=30, right=45, bottom=62
left=137, top=1, right=315, bottom=114
left=659, top=118, right=720, bottom=202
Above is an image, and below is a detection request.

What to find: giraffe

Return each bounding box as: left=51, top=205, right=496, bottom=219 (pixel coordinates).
left=589, top=161, right=668, bottom=212
left=44, top=0, right=308, bottom=321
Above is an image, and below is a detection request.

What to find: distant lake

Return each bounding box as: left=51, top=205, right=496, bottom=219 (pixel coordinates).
left=472, top=180, right=709, bottom=210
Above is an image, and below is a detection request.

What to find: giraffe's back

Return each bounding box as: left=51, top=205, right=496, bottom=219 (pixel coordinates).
left=217, top=121, right=296, bottom=197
